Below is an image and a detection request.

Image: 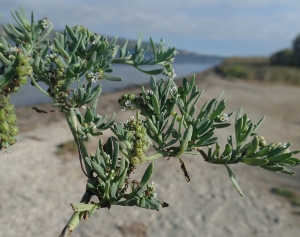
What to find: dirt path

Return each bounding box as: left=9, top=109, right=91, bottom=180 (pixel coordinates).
left=0, top=70, right=300, bottom=237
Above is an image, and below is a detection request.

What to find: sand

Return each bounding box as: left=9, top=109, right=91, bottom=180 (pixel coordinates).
left=0, top=70, right=300, bottom=237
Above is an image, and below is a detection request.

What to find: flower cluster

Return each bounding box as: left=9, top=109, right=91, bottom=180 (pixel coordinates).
left=118, top=94, right=136, bottom=111
left=85, top=71, right=104, bottom=83
left=38, top=17, right=52, bottom=29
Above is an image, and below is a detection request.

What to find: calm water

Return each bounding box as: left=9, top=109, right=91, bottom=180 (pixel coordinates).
left=10, top=55, right=223, bottom=106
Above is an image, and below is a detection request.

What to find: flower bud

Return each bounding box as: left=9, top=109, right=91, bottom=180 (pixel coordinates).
left=16, top=65, right=28, bottom=77
left=121, top=94, right=128, bottom=99
left=6, top=114, right=17, bottom=125
left=12, top=86, right=20, bottom=92
left=0, top=121, right=10, bottom=133
left=0, top=133, right=9, bottom=142
left=128, top=94, right=135, bottom=100
left=0, top=94, right=10, bottom=104
left=258, top=136, right=267, bottom=147
left=129, top=156, right=141, bottom=166
left=8, top=137, right=17, bottom=146
left=18, top=76, right=28, bottom=85
left=4, top=104, right=14, bottom=114
left=0, top=110, right=6, bottom=120
left=9, top=126, right=18, bottom=136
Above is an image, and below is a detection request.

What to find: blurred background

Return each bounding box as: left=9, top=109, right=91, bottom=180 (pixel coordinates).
left=2, top=0, right=300, bottom=105
left=1, top=1, right=300, bottom=237
left=2, top=0, right=300, bottom=56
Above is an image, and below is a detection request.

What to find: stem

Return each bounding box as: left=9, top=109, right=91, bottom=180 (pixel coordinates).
left=29, top=74, right=50, bottom=97
left=58, top=108, right=94, bottom=236
left=141, top=150, right=170, bottom=163
left=58, top=191, right=92, bottom=237
left=63, top=108, right=92, bottom=175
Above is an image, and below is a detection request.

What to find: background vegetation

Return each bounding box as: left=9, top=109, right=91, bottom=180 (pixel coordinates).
left=216, top=57, right=300, bottom=86
left=215, top=35, right=300, bottom=86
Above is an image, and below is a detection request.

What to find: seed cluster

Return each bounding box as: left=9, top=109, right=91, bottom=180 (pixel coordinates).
left=0, top=53, right=32, bottom=151
left=0, top=95, right=18, bottom=151
left=124, top=116, right=151, bottom=165
left=1, top=52, right=31, bottom=95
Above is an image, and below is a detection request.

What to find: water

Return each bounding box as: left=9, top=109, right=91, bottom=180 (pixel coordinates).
left=9, top=55, right=223, bottom=106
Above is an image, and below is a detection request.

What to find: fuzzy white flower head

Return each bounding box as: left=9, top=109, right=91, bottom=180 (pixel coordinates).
left=9, top=47, right=18, bottom=53
left=220, top=113, right=229, bottom=122
left=91, top=77, right=97, bottom=83
left=94, top=72, right=101, bottom=79
left=223, top=114, right=229, bottom=121
left=147, top=90, right=154, bottom=95
left=170, top=86, right=178, bottom=94
left=4, top=148, right=11, bottom=156
left=125, top=100, right=132, bottom=107
left=130, top=116, right=135, bottom=121
left=171, top=69, right=177, bottom=79
left=121, top=106, right=126, bottom=111
left=41, top=17, right=51, bottom=28
left=90, top=122, right=97, bottom=129
left=149, top=181, right=158, bottom=191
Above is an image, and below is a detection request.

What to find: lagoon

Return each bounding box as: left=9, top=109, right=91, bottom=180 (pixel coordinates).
left=10, top=54, right=223, bottom=106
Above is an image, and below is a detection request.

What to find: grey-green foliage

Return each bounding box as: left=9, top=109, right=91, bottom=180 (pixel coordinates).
left=0, top=7, right=299, bottom=236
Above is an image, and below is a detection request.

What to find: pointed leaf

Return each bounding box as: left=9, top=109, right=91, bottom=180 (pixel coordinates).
left=225, top=165, right=244, bottom=197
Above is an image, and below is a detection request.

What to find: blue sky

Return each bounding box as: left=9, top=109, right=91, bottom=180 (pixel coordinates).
left=1, top=0, right=300, bottom=56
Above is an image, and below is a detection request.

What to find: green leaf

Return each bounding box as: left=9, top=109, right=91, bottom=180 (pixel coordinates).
left=103, top=74, right=123, bottom=81
left=179, top=124, right=193, bottom=154
left=140, top=163, right=154, bottom=188
left=91, top=160, right=107, bottom=181
left=281, top=168, right=296, bottom=175
left=150, top=37, right=157, bottom=61
left=84, top=107, right=93, bottom=123
left=71, top=203, right=96, bottom=212
left=260, top=165, right=284, bottom=172
left=235, top=107, right=243, bottom=122
left=235, top=116, right=243, bottom=143
left=289, top=158, right=300, bottom=165
left=88, top=205, right=98, bottom=218
left=209, top=99, right=226, bottom=120
left=221, top=144, right=232, bottom=157
left=135, top=66, right=164, bottom=75
left=254, top=116, right=265, bottom=130
left=267, top=153, right=292, bottom=163
left=111, top=138, right=119, bottom=170
left=211, top=123, right=231, bottom=129
left=136, top=33, right=143, bottom=51
left=225, top=165, right=244, bottom=197
left=242, top=158, right=268, bottom=166
left=152, top=94, right=160, bottom=117
left=240, top=123, right=254, bottom=143
left=246, top=136, right=259, bottom=156
left=110, top=183, right=117, bottom=198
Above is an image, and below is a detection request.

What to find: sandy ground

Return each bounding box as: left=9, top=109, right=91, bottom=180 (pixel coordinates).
left=0, top=70, right=300, bottom=237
